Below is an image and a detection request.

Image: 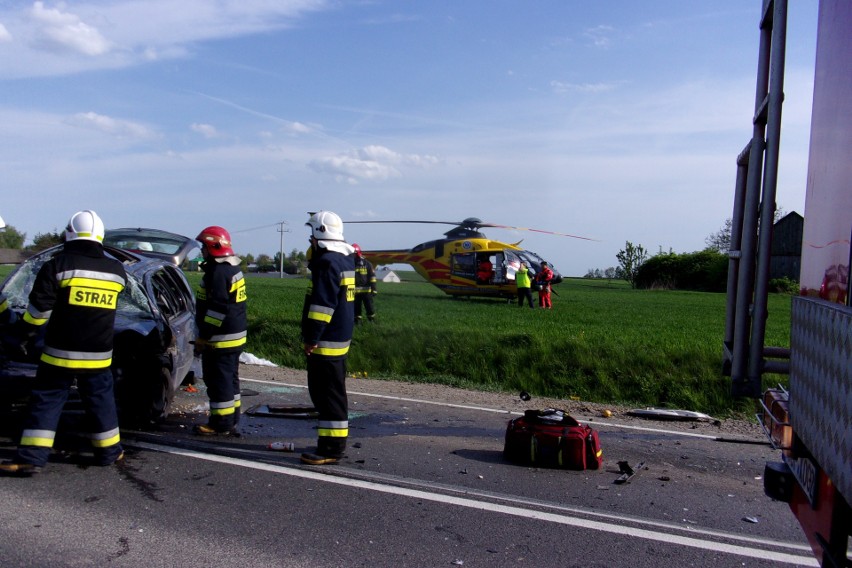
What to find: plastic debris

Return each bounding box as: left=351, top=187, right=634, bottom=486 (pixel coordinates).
left=626, top=407, right=714, bottom=421
left=268, top=441, right=295, bottom=452
left=743, top=516, right=759, bottom=524
left=614, top=460, right=645, bottom=484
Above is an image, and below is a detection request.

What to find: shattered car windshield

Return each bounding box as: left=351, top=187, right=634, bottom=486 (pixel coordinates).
left=1, top=251, right=155, bottom=320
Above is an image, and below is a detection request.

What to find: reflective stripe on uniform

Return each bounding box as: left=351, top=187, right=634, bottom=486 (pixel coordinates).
left=208, top=331, right=247, bottom=349
left=24, top=305, right=51, bottom=326
left=90, top=427, right=121, bottom=448
left=204, top=309, right=227, bottom=327
left=57, top=270, right=124, bottom=311
left=210, top=400, right=236, bottom=416
left=40, top=346, right=113, bottom=369
left=317, top=420, right=348, bottom=438
left=313, top=340, right=350, bottom=357
left=20, top=429, right=56, bottom=448
left=308, top=304, right=333, bottom=323
left=231, top=274, right=247, bottom=303
left=56, top=269, right=126, bottom=290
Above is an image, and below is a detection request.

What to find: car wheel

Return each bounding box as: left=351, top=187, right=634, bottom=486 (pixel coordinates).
left=115, top=363, right=174, bottom=429
left=141, top=365, right=174, bottom=427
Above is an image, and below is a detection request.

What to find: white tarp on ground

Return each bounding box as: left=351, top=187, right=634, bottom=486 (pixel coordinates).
left=240, top=352, right=277, bottom=367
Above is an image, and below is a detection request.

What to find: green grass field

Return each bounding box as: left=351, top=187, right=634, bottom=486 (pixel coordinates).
left=228, top=272, right=791, bottom=418
left=1, top=264, right=791, bottom=418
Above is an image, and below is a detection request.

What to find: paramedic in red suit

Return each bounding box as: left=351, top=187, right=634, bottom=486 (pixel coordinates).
left=0, top=210, right=126, bottom=476
left=536, top=261, right=554, bottom=309
left=301, top=211, right=355, bottom=465
left=477, top=258, right=494, bottom=283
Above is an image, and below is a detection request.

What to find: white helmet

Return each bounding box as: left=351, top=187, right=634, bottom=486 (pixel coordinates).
left=65, top=210, right=105, bottom=243
left=306, top=210, right=345, bottom=241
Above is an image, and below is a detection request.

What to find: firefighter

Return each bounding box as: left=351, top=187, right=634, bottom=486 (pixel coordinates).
left=352, top=243, right=377, bottom=323
left=0, top=291, right=13, bottom=325
left=301, top=211, right=355, bottom=465
left=0, top=210, right=127, bottom=476
left=193, top=226, right=247, bottom=436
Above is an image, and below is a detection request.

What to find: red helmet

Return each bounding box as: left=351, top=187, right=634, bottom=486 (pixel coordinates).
left=196, top=226, right=235, bottom=257
left=352, top=243, right=363, bottom=257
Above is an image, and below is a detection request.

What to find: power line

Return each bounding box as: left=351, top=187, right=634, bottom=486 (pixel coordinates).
left=231, top=223, right=281, bottom=234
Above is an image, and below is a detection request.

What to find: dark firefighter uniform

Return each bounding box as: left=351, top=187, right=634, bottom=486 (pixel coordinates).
left=354, top=254, right=377, bottom=322
left=0, top=292, right=14, bottom=328
left=195, top=259, right=247, bottom=433
left=301, top=247, right=355, bottom=460
left=13, top=239, right=127, bottom=469
left=0, top=292, right=10, bottom=323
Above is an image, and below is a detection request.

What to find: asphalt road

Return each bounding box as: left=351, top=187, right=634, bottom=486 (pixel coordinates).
left=0, top=367, right=817, bottom=568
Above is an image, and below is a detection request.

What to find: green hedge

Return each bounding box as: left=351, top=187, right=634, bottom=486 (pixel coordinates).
left=635, top=250, right=728, bottom=292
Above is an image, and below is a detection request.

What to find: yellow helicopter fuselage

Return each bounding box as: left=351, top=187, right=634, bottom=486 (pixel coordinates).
left=363, top=236, right=559, bottom=299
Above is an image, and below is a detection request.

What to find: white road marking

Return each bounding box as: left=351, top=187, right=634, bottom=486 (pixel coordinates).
left=241, top=377, right=729, bottom=440
left=134, top=440, right=818, bottom=566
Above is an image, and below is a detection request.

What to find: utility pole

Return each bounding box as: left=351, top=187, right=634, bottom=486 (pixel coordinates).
left=277, top=221, right=290, bottom=278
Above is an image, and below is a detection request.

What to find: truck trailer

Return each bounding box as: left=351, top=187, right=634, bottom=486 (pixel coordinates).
left=723, top=1, right=851, bottom=566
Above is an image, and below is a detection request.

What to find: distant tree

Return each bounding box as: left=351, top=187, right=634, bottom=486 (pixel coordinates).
left=289, top=248, right=306, bottom=262
left=28, top=231, right=63, bottom=252
left=255, top=253, right=274, bottom=272
left=604, top=267, right=617, bottom=279
left=705, top=208, right=786, bottom=253
left=705, top=219, right=733, bottom=252
left=616, top=241, right=648, bottom=289
left=0, top=225, right=26, bottom=249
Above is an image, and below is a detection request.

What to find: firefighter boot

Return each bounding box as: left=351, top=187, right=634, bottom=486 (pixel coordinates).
left=0, top=461, right=42, bottom=476
left=300, top=453, right=340, bottom=465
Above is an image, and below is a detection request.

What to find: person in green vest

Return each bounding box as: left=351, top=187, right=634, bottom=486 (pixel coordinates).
left=516, top=262, right=534, bottom=308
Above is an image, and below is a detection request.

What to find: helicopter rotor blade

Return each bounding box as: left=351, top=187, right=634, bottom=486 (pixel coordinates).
left=344, top=220, right=461, bottom=225
left=481, top=223, right=600, bottom=241
left=344, top=218, right=598, bottom=241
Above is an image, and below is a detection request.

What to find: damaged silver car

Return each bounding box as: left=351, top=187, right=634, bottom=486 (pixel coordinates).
left=103, top=227, right=202, bottom=268
left=0, top=243, right=198, bottom=428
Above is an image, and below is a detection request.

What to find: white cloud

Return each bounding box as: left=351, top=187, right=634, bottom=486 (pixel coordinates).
left=309, top=154, right=400, bottom=185
left=29, top=1, right=112, bottom=56
left=550, top=80, right=621, bottom=94
left=0, top=1, right=332, bottom=78
left=583, top=25, right=615, bottom=48
left=286, top=121, right=313, bottom=134
left=66, top=112, right=157, bottom=140
left=191, top=123, right=219, bottom=139
left=309, top=145, right=439, bottom=184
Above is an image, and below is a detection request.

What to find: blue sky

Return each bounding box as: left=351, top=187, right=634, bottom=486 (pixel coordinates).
left=1, top=1, right=818, bottom=276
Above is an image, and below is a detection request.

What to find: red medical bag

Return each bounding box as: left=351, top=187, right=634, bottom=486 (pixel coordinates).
left=503, top=409, right=603, bottom=470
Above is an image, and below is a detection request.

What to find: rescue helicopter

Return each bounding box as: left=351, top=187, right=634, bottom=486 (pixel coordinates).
left=345, top=217, right=596, bottom=300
